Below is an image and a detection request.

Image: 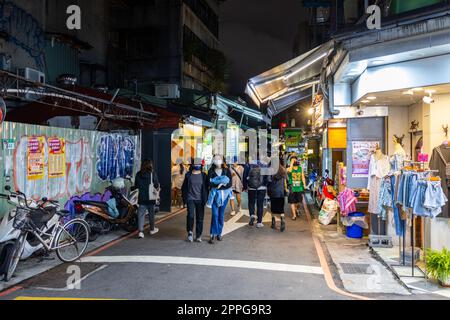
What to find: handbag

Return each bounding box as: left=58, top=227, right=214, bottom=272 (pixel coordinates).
left=148, top=173, right=160, bottom=201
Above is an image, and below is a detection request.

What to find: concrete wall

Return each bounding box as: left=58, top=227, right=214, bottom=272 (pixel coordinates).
left=0, top=0, right=46, bottom=71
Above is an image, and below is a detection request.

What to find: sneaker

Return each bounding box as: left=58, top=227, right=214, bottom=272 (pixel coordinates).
left=249, top=216, right=255, bottom=226
left=230, top=211, right=236, bottom=216
left=271, top=217, right=276, bottom=229
left=195, top=237, right=202, bottom=243
left=187, top=233, right=193, bottom=242
left=208, top=236, right=215, bottom=245
left=217, top=235, right=223, bottom=241
left=138, top=232, right=145, bottom=239
left=256, top=223, right=264, bottom=229
left=150, top=228, right=159, bottom=235
left=280, top=219, right=286, bottom=232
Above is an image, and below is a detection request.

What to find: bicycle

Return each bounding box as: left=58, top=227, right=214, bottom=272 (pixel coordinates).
left=1, top=188, right=90, bottom=281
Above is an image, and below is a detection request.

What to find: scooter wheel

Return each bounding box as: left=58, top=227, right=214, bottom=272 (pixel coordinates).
left=89, top=231, right=99, bottom=242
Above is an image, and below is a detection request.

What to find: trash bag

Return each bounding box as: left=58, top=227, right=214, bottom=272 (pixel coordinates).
left=341, top=214, right=369, bottom=229
left=319, top=198, right=339, bottom=225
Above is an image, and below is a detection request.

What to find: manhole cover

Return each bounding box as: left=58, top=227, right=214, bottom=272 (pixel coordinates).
left=340, top=263, right=375, bottom=275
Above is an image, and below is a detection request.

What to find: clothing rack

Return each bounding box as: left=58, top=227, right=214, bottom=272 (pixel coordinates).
left=397, top=166, right=439, bottom=279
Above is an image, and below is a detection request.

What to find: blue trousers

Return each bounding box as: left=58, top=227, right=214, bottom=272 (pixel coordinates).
left=210, top=198, right=229, bottom=237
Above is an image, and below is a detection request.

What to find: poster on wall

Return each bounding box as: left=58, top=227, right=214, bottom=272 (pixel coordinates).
left=27, top=136, right=45, bottom=181
left=48, top=137, right=66, bottom=179
left=351, top=141, right=380, bottom=178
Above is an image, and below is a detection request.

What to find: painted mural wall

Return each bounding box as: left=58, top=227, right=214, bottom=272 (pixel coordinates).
left=0, top=121, right=141, bottom=218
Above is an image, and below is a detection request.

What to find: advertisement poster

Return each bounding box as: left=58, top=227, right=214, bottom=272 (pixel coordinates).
left=48, top=137, right=66, bottom=178
left=27, top=136, right=45, bottom=181
left=352, top=141, right=380, bottom=178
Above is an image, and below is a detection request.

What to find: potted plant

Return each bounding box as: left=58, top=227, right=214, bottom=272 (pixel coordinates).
left=426, top=248, right=450, bottom=287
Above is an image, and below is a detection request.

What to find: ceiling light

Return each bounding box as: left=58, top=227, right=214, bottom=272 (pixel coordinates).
left=423, top=95, right=434, bottom=104
left=371, top=60, right=384, bottom=65
left=361, top=100, right=370, bottom=103
left=403, top=90, right=414, bottom=95
left=367, top=96, right=377, bottom=100
left=412, top=88, right=424, bottom=92
left=425, top=89, right=437, bottom=94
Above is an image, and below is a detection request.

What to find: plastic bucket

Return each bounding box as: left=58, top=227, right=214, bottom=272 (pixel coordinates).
left=346, top=212, right=365, bottom=239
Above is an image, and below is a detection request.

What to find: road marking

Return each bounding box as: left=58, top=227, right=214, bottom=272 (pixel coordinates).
left=14, top=296, right=118, bottom=300
left=80, top=255, right=324, bottom=275
left=0, top=286, right=22, bottom=298
left=222, top=209, right=273, bottom=236
left=30, top=265, right=109, bottom=292
left=304, top=205, right=372, bottom=300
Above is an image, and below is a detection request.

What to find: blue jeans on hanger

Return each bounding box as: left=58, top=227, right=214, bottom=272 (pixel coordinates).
left=391, top=175, right=404, bottom=236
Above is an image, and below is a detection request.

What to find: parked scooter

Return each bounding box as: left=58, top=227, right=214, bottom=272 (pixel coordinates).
left=0, top=187, right=63, bottom=280
left=73, top=178, right=139, bottom=240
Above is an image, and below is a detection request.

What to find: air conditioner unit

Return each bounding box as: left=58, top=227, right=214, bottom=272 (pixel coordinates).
left=17, top=67, right=46, bottom=101
left=155, top=84, right=180, bottom=99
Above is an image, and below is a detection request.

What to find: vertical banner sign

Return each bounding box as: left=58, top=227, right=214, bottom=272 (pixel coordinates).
left=48, top=137, right=66, bottom=178
left=27, top=136, right=45, bottom=181
left=351, top=141, right=380, bottom=178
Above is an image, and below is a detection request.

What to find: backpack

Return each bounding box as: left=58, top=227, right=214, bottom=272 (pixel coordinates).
left=247, top=167, right=263, bottom=189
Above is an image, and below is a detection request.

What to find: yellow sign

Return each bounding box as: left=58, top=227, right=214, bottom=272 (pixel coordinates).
left=48, top=137, right=66, bottom=179
left=27, top=136, right=45, bottom=181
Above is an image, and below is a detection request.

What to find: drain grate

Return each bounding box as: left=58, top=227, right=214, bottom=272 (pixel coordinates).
left=340, top=263, right=375, bottom=275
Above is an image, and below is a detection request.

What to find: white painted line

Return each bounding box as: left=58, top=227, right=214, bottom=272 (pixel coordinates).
left=30, top=265, right=109, bottom=292
left=80, top=256, right=324, bottom=275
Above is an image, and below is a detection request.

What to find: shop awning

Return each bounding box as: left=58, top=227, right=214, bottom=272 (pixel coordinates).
left=245, top=41, right=335, bottom=113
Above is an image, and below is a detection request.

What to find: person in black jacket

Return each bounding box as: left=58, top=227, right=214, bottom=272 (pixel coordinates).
left=182, top=159, right=208, bottom=243
left=207, top=155, right=233, bottom=244
left=134, top=159, right=160, bottom=239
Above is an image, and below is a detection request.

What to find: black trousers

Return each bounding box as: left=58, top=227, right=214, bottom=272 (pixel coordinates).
left=186, top=200, right=205, bottom=238
left=248, top=189, right=266, bottom=223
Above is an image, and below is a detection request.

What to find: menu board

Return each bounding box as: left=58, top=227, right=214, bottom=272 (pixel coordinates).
left=48, top=137, right=66, bottom=178
left=27, top=136, right=45, bottom=181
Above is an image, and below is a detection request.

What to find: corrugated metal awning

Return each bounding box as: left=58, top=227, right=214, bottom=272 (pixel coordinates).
left=245, top=40, right=335, bottom=112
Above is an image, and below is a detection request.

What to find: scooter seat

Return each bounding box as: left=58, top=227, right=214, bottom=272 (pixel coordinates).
left=78, top=200, right=109, bottom=209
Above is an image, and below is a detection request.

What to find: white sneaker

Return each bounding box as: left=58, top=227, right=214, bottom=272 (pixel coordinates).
left=230, top=211, right=236, bottom=216
left=138, top=232, right=145, bottom=239
left=256, top=223, right=264, bottom=229
left=150, top=228, right=159, bottom=235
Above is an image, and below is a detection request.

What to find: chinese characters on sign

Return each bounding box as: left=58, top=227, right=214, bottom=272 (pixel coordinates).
left=352, top=141, right=380, bottom=178
left=48, top=137, right=66, bottom=179
left=27, top=137, right=45, bottom=181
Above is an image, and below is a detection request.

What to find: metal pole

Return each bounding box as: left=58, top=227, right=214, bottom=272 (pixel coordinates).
left=412, top=214, right=415, bottom=276
left=403, top=219, right=406, bottom=265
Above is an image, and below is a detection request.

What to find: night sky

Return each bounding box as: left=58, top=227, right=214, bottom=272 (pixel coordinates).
left=220, top=0, right=308, bottom=97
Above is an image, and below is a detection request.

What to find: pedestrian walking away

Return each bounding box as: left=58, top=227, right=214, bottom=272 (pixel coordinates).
left=287, top=156, right=309, bottom=220
left=182, top=159, right=208, bottom=243
left=135, top=159, right=160, bottom=239
left=207, top=155, right=233, bottom=244
left=268, top=159, right=288, bottom=232
left=245, top=157, right=269, bottom=228
left=230, top=158, right=244, bottom=216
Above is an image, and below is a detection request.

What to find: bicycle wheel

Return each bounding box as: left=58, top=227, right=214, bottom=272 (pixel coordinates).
left=4, top=235, right=26, bottom=282
left=55, top=219, right=90, bottom=263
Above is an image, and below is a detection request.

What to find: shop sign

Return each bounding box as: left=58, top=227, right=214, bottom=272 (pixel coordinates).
left=48, top=137, right=66, bottom=179
left=2, top=138, right=15, bottom=150
left=312, top=94, right=324, bottom=129
left=27, top=136, right=45, bottom=181
left=285, top=129, right=303, bottom=148
left=351, top=141, right=380, bottom=178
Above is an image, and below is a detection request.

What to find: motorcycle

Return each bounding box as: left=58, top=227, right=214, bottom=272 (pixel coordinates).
left=73, top=178, right=139, bottom=240
left=0, top=186, right=63, bottom=280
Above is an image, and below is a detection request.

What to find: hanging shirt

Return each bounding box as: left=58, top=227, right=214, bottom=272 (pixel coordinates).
left=367, top=154, right=390, bottom=190
left=429, top=146, right=450, bottom=218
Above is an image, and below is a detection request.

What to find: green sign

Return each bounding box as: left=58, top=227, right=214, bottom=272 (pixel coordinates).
left=391, top=0, right=443, bottom=14
left=285, top=130, right=303, bottom=148
left=2, top=139, right=15, bottom=150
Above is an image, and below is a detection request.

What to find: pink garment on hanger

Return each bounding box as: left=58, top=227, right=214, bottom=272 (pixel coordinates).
left=337, top=188, right=358, bottom=217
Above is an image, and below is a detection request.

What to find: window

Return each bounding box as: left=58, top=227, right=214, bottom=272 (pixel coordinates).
left=184, top=0, right=219, bottom=38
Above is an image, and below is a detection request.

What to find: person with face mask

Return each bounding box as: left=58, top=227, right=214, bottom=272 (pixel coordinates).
left=182, top=159, right=208, bottom=243
left=245, top=157, right=269, bottom=228
left=287, top=156, right=308, bottom=220
left=207, top=155, right=233, bottom=244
